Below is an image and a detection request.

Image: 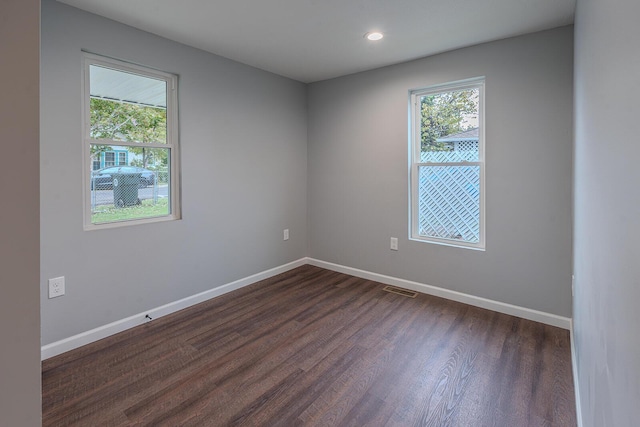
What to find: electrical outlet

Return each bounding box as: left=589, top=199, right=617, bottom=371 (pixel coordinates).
left=283, top=229, right=289, bottom=241
left=48, top=276, right=65, bottom=298
left=571, top=275, right=575, bottom=297
left=390, top=237, right=398, bottom=251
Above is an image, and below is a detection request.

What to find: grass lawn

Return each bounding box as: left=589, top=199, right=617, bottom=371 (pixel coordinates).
left=92, top=198, right=169, bottom=224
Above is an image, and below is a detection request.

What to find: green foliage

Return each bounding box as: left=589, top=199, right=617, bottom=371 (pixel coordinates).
left=90, top=98, right=167, bottom=167
left=420, top=89, right=478, bottom=152
left=91, top=198, right=169, bottom=223
left=90, top=98, right=166, bottom=142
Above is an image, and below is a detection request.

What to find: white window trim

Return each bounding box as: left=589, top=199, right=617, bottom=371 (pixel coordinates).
left=81, top=52, right=180, bottom=230
left=408, top=77, right=485, bottom=250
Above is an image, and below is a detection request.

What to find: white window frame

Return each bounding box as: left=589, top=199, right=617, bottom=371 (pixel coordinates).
left=82, top=53, right=180, bottom=230
left=409, top=77, right=485, bottom=250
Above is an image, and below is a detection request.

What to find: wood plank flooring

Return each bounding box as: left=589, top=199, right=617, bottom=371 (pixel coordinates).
left=42, top=265, right=576, bottom=426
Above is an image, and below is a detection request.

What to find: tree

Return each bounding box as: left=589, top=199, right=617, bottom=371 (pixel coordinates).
left=89, top=98, right=167, bottom=168
left=420, top=89, right=478, bottom=152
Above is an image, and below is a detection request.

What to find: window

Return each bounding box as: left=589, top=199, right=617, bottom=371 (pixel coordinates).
left=83, top=53, right=180, bottom=228
left=104, top=152, right=115, bottom=167
left=409, top=78, right=485, bottom=249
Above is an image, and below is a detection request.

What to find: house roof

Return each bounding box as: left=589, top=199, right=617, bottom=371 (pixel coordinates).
left=437, top=128, right=479, bottom=142
left=90, top=65, right=166, bottom=108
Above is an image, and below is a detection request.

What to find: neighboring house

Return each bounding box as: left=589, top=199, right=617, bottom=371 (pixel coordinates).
left=92, top=149, right=152, bottom=171
left=436, top=127, right=479, bottom=153
left=92, top=149, right=129, bottom=171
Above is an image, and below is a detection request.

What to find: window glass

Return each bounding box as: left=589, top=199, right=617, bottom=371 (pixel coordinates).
left=89, top=65, right=167, bottom=145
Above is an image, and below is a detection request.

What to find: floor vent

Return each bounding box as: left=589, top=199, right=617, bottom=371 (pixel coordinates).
left=382, top=286, right=418, bottom=298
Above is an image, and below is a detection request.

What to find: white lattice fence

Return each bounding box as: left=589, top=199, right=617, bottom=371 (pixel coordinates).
left=456, top=140, right=478, bottom=152
left=420, top=147, right=478, bottom=163
left=418, top=165, right=480, bottom=242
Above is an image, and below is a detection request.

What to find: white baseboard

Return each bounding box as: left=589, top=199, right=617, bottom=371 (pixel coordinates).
left=570, top=320, right=584, bottom=427
left=41, top=258, right=307, bottom=360
left=307, top=258, right=571, bottom=329
left=42, top=256, right=572, bottom=360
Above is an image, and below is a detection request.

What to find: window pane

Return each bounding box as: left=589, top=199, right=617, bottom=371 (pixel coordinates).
left=89, top=65, right=167, bottom=144
left=90, top=144, right=171, bottom=224
left=419, top=88, right=479, bottom=163
left=104, top=152, right=115, bottom=167
left=418, top=165, right=480, bottom=243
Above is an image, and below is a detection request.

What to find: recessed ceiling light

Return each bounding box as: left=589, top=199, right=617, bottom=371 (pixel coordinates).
left=365, top=32, right=384, bottom=41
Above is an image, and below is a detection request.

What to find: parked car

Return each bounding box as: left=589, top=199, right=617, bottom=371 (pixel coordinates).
left=91, top=166, right=156, bottom=190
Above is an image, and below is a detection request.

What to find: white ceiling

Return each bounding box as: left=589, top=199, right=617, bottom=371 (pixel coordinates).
left=57, top=0, right=576, bottom=83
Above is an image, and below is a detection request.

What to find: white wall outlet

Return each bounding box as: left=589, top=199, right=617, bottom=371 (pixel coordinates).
left=283, top=229, right=289, bottom=241
left=571, top=274, right=575, bottom=297
left=390, top=237, right=398, bottom=251
left=48, top=276, right=65, bottom=298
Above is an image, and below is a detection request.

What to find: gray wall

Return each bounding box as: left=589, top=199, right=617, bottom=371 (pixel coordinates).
left=308, top=27, right=574, bottom=317
left=573, top=0, right=640, bottom=425
left=0, top=0, right=42, bottom=424
left=41, top=0, right=308, bottom=345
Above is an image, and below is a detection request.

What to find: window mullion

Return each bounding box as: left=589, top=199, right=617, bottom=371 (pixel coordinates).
left=415, top=161, right=481, bottom=167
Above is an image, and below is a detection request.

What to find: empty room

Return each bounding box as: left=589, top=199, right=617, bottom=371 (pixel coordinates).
left=1, top=0, right=639, bottom=426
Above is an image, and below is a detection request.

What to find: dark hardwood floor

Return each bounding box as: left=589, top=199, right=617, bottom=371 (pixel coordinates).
left=42, top=265, right=576, bottom=426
